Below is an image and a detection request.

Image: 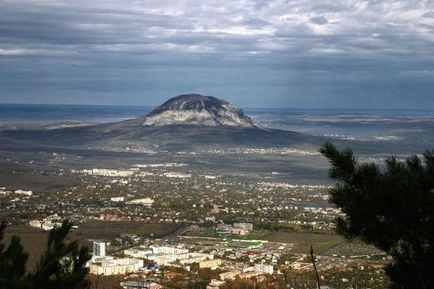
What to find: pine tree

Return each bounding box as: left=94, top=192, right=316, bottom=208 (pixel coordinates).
left=0, top=222, right=29, bottom=289
left=320, top=142, right=434, bottom=289
left=0, top=220, right=91, bottom=289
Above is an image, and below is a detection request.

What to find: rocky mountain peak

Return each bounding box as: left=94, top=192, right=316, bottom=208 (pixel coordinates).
left=143, top=94, right=257, bottom=128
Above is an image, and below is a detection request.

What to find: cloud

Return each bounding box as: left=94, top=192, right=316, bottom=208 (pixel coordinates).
left=0, top=0, right=434, bottom=108
left=400, top=70, right=434, bottom=77
left=310, top=15, right=329, bottom=25
left=1, top=0, right=432, bottom=58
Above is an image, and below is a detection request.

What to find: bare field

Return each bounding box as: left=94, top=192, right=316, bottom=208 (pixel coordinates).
left=75, top=220, right=184, bottom=240
left=4, top=226, right=48, bottom=271
left=0, top=163, right=81, bottom=192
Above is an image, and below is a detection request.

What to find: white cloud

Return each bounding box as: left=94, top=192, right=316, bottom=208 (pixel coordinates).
left=1, top=0, right=434, bottom=107
left=1, top=0, right=434, bottom=58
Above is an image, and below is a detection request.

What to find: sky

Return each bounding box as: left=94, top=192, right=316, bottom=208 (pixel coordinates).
left=1, top=0, right=434, bottom=109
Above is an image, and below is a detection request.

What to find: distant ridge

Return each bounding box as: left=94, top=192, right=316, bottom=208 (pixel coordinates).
left=143, top=94, right=257, bottom=128
left=0, top=93, right=326, bottom=152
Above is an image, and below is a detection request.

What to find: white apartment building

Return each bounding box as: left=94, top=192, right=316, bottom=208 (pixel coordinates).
left=89, top=257, right=143, bottom=275
left=254, top=263, right=274, bottom=275
left=124, top=248, right=153, bottom=259
left=93, top=241, right=106, bottom=258
left=199, top=259, right=222, bottom=269
left=150, top=245, right=188, bottom=255
left=127, top=198, right=155, bottom=206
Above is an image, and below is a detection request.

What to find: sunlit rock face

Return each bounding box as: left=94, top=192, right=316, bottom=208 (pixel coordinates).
left=143, top=94, right=258, bottom=128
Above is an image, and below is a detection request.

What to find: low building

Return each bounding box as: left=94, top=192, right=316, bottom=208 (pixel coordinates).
left=163, top=172, right=192, bottom=178
left=150, top=251, right=213, bottom=267
left=207, top=279, right=225, bottom=289
left=290, top=262, right=312, bottom=271
left=89, top=257, right=143, bottom=275
left=233, top=223, right=253, bottom=231
left=111, top=196, right=125, bottom=202
left=254, top=263, right=273, bottom=274
left=205, top=216, right=216, bottom=222
left=124, top=248, right=153, bottom=259
left=150, top=245, right=188, bottom=255
left=216, top=223, right=232, bottom=234
left=152, top=255, right=178, bottom=266
left=219, top=271, right=238, bottom=281
left=231, top=228, right=247, bottom=235
left=178, top=253, right=214, bottom=265
left=82, top=168, right=134, bottom=177
left=120, top=281, right=162, bottom=289
left=14, top=189, right=33, bottom=196
left=42, top=223, right=55, bottom=231
left=127, top=198, right=154, bottom=206
left=29, top=214, right=64, bottom=231
left=199, top=259, right=222, bottom=269
left=29, top=219, right=42, bottom=229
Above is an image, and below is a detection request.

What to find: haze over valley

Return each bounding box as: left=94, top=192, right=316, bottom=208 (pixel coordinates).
left=1, top=94, right=432, bottom=185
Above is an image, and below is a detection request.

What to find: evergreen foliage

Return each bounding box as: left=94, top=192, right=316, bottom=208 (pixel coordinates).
left=320, top=142, right=434, bottom=289
left=0, top=220, right=91, bottom=289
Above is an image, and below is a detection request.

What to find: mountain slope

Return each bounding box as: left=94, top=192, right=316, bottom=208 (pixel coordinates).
left=0, top=94, right=324, bottom=152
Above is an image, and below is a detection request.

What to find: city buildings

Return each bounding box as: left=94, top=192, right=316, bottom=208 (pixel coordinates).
left=89, top=257, right=143, bottom=275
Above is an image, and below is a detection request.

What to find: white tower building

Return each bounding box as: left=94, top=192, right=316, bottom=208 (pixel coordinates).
left=93, top=241, right=106, bottom=258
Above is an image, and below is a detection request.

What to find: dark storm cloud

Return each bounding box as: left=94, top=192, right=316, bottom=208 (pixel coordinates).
left=0, top=0, right=434, bottom=108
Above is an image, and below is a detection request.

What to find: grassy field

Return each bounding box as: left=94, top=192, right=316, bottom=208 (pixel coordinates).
left=262, top=231, right=344, bottom=254
left=182, top=230, right=263, bottom=240
left=183, top=229, right=345, bottom=254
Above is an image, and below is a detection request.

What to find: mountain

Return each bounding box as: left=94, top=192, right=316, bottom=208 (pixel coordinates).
left=143, top=94, right=257, bottom=128
left=0, top=94, right=325, bottom=152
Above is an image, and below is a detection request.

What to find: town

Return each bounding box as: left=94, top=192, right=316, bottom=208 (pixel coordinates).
left=1, top=165, right=390, bottom=288
left=3, top=165, right=338, bottom=231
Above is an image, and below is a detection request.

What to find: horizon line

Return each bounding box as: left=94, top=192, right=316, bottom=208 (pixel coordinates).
left=0, top=102, right=433, bottom=112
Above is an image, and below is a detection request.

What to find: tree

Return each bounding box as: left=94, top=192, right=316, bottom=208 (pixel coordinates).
left=0, top=222, right=29, bottom=289
left=320, top=142, right=434, bottom=289
left=0, top=220, right=91, bottom=289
